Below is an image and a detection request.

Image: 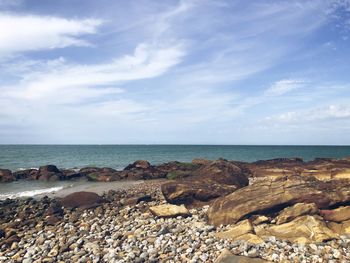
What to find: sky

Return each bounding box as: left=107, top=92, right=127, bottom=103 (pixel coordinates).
left=0, top=0, right=350, bottom=145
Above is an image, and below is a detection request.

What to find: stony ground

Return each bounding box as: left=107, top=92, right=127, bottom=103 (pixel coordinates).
left=0, top=181, right=350, bottom=263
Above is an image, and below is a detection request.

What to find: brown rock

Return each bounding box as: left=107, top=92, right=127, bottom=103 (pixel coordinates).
left=161, top=160, right=249, bottom=205
left=276, top=203, right=318, bottom=224
left=208, top=176, right=350, bottom=226
left=38, top=165, right=63, bottom=181
left=255, top=215, right=338, bottom=244
left=215, top=220, right=264, bottom=245
left=320, top=206, right=350, bottom=222
left=0, top=169, right=15, bottom=182
left=13, top=169, right=38, bottom=180
left=59, top=191, right=105, bottom=209
left=149, top=204, right=190, bottom=218
left=251, top=215, right=269, bottom=225
left=124, top=160, right=151, bottom=170
left=45, top=215, right=61, bottom=226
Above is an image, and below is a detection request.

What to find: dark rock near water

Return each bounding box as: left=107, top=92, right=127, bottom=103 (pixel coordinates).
left=124, top=160, right=151, bottom=170
left=59, top=191, right=105, bottom=209
left=0, top=169, right=14, bottom=182
left=37, top=165, right=63, bottom=181
left=12, top=169, right=38, bottom=180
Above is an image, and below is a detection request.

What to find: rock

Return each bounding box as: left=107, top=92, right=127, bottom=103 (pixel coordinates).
left=45, top=215, right=61, bottom=226
left=38, top=165, right=63, bottom=181
left=327, top=220, right=350, bottom=235
left=161, top=160, right=249, bottom=205
left=149, top=204, right=190, bottom=218
left=80, top=167, right=121, bottom=182
left=59, top=191, right=105, bottom=209
left=214, top=249, right=269, bottom=263
left=276, top=203, right=318, bottom=224
left=320, top=206, right=350, bottom=222
left=255, top=215, right=338, bottom=244
left=208, top=175, right=350, bottom=226
left=45, top=202, right=64, bottom=216
left=61, top=169, right=83, bottom=180
left=13, top=169, right=38, bottom=180
left=0, top=229, right=5, bottom=238
left=215, top=220, right=264, bottom=245
left=124, top=195, right=153, bottom=206
left=124, top=160, right=151, bottom=170
left=251, top=215, right=269, bottom=225
left=0, top=169, right=15, bottom=182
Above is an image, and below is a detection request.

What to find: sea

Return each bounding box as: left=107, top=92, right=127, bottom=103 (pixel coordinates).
left=1, top=145, right=350, bottom=199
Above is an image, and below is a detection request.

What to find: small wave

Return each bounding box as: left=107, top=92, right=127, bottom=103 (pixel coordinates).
left=0, top=186, right=64, bottom=200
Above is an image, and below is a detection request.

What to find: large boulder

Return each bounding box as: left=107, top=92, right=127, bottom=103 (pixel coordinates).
left=161, top=160, right=249, bottom=206
left=0, top=169, right=15, bottom=182
left=37, top=165, right=63, bottom=181
left=120, top=161, right=166, bottom=180
left=124, top=160, right=151, bottom=170
left=255, top=215, right=338, bottom=244
left=208, top=175, right=350, bottom=226
left=59, top=191, right=105, bottom=209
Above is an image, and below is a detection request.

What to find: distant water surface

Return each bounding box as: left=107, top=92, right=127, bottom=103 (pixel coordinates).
left=1, top=145, right=350, bottom=171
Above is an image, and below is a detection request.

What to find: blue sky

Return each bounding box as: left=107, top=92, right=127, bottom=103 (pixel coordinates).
left=0, top=0, right=350, bottom=144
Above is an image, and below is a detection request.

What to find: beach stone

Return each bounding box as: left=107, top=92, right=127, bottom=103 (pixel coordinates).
left=59, top=191, right=105, bottom=209
left=0, top=169, right=15, bottom=182
left=255, top=215, right=338, bottom=244
left=215, top=220, right=253, bottom=239
left=276, top=203, right=318, bottom=224
left=149, top=204, right=190, bottom=218
left=251, top=215, right=269, bottom=225
left=320, top=206, right=350, bottom=222
left=208, top=175, right=350, bottom=226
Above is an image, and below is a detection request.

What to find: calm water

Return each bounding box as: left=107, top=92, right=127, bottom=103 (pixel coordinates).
left=1, top=145, right=350, bottom=171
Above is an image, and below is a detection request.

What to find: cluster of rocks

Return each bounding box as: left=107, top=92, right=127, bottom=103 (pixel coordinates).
left=1, top=157, right=350, bottom=262
left=0, top=160, right=201, bottom=183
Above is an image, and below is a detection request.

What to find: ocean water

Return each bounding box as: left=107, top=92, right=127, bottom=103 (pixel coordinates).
left=1, top=145, right=350, bottom=199
left=1, top=144, right=350, bottom=171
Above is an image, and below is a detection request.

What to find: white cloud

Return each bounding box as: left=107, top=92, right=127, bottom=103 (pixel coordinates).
left=265, top=104, right=350, bottom=123
left=0, top=13, right=102, bottom=56
left=265, top=79, right=306, bottom=96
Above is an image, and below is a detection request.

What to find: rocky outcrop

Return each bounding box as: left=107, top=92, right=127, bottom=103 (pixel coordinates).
left=208, top=175, right=350, bottom=226
left=124, top=160, right=151, bottom=170
left=149, top=204, right=190, bottom=218
left=0, top=169, right=15, bottom=182
left=59, top=192, right=105, bottom=209
left=12, top=169, right=38, bottom=180
left=161, top=160, right=249, bottom=206
left=79, top=167, right=121, bottom=182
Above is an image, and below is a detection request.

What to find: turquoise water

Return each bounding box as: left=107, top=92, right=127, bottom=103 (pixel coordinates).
left=1, top=145, right=350, bottom=171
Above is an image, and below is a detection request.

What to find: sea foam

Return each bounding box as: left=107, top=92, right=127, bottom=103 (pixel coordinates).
left=0, top=186, right=65, bottom=200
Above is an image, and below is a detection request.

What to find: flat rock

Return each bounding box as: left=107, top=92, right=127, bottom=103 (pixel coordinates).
left=255, top=215, right=338, bottom=244
left=149, top=204, right=190, bottom=218
left=208, top=175, right=350, bottom=226
left=59, top=191, right=105, bottom=209
left=276, top=203, right=318, bottom=224
left=327, top=219, right=350, bottom=235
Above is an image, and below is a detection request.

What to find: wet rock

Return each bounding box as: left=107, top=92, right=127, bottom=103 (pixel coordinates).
left=124, top=160, right=151, bottom=170
left=0, top=169, right=15, bottom=182
left=59, top=191, right=105, bottom=209
left=149, top=204, right=190, bottom=218
left=38, top=165, right=63, bottom=181
left=13, top=169, right=38, bottom=180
